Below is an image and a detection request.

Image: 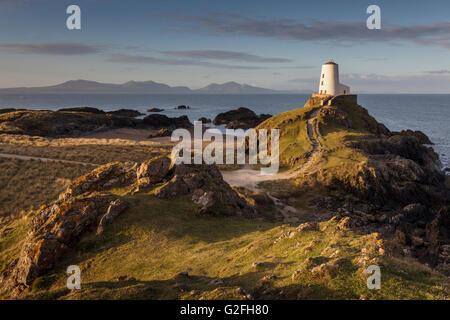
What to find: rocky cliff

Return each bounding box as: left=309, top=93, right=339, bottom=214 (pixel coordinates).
left=256, top=95, right=450, bottom=274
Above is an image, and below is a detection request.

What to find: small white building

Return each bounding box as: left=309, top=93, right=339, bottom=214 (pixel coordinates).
left=318, top=61, right=350, bottom=96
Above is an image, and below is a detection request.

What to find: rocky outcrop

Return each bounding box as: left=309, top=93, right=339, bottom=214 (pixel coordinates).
left=351, top=135, right=441, bottom=170
left=314, top=154, right=446, bottom=208
left=197, top=117, right=212, bottom=123
left=257, top=95, right=449, bottom=276
left=57, top=106, right=106, bottom=114
left=293, top=100, right=446, bottom=208
left=147, top=108, right=164, bottom=112
left=148, top=128, right=172, bottom=138
left=107, top=109, right=144, bottom=117
left=97, top=199, right=129, bottom=235
left=344, top=133, right=446, bottom=206
left=155, top=163, right=257, bottom=218
left=0, top=193, right=119, bottom=294
left=213, top=107, right=271, bottom=129
left=318, top=104, right=390, bottom=136
left=0, top=157, right=260, bottom=295
left=319, top=107, right=353, bottom=129
left=426, top=206, right=450, bottom=274
left=0, top=110, right=135, bottom=136
left=58, top=107, right=143, bottom=117
left=0, top=108, right=26, bottom=114
left=142, top=114, right=192, bottom=129
left=304, top=95, right=331, bottom=108
left=0, top=161, right=141, bottom=294
left=394, top=129, right=433, bottom=145
left=136, top=156, right=171, bottom=188
left=59, top=161, right=137, bottom=200
left=0, top=109, right=191, bottom=136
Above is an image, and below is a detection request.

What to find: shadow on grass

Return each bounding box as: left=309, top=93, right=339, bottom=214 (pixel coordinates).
left=30, top=270, right=346, bottom=300
left=111, top=193, right=281, bottom=244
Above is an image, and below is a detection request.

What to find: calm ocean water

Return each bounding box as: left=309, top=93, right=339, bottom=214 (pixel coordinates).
left=0, top=93, right=449, bottom=170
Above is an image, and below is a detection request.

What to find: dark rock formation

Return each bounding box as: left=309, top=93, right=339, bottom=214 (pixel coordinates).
left=106, top=109, right=144, bottom=117
left=142, top=114, right=192, bottom=129
left=303, top=101, right=445, bottom=208
left=346, top=134, right=445, bottom=207
left=394, top=129, right=433, bottom=145
left=148, top=128, right=172, bottom=138
left=319, top=107, right=353, bottom=129
left=155, top=163, right=256, bottom=217
left=97, top=199, right=129, bottom=235
left=59, top=162, right=138, bottom=201
left=60, top=107, right=144, bottom=118
left=136, top=156, right=171, bottom=188
left=0, top=110, right=137, bottom=136
left=0, top=193, right=119, bottom=294
left=0, top=161, right=139, bottom=294
left=213, top=107, right=271, bottom=129
left=197, top=117, right=211, bottom=123
left=0, top=109, right=192, bottom=136
left=147, top=108, right=164, bottom=112
left=57, top=106, right=105, bottom=114
left=426, top=206, right=450, bottom=274
left=259, top=95, right=449, bottom=276
left=176, top=105, right=190, bottom=110
left=0, top=157, right=260, bottom=295
left=0, top=108, right=26, bottom=114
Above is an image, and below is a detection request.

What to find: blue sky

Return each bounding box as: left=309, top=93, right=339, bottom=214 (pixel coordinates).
left=0, top=0, right=450, bottom=92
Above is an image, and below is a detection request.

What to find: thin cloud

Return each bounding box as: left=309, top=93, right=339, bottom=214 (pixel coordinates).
left=107, top=54, right=266, bottom=69
left=425, top=69, right=450, bottom=74
left=161, top=50, right=292, bottom=63
left=287, top=72, right=450, bottom=93
left=280, top=65, right=314, bottom=69
left=288, top=78, right=316, bottom=84
left=0, top=42, right=102, bottom=55
left=181, top=13, right=450, bottom=49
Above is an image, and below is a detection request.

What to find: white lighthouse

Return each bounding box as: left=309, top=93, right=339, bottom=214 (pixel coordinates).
left=318, top=61, right=350, bottom=96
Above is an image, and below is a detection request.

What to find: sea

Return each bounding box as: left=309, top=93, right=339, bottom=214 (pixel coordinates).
left=0, top=93, right=448, bottom=171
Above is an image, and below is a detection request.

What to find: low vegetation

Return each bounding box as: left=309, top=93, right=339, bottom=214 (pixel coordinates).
left=0, top=97, right=449, bottom=300
left=0, top=158, right=90, bottom=221
left=0, top=134, right=171, bottom=164
left=3, top=194, right=446, bottom=300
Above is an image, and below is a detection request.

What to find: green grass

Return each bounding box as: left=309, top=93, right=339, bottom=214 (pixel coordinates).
left=0, top=158, right=91, bottom=219
left=10, top=194, right=448, bottom=300
left=256, top=105, right=317, bottom=167
left=0, top=216, right=29, bottom=274
left=1, top=100, right=448, bottom=300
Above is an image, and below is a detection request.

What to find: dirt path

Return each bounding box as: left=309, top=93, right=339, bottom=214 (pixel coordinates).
left=0, top=153, right=99, bottom=166
left=221, top=106, right=323, bottom=222
left=221, top=107, right=322, bottom=190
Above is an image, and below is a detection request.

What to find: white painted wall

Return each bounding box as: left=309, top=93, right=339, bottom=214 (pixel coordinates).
left=318, top=62, right=350, bottom=95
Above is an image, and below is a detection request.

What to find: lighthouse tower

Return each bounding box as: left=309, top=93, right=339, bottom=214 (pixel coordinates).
left=318, top=61, right=350, bottom=96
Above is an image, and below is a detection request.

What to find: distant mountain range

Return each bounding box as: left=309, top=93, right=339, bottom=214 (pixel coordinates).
left=0, top=80, right=285, bottom=94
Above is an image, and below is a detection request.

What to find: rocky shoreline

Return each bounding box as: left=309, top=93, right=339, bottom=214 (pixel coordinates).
left=257, top=95, right=450, bottom=275
left=0, top=106, right=272, bottom=137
